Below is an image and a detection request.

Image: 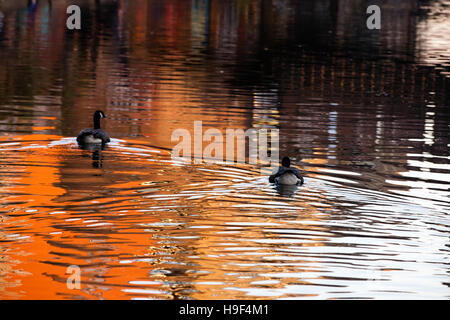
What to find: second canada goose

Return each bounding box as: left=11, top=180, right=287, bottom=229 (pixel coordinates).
left=76, top=110, right=110, bottom=146
left=269, top=156, right=304, bottom=185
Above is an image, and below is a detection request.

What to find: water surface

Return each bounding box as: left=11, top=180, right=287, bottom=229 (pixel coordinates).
left=0, top=0, right=449, bottom=299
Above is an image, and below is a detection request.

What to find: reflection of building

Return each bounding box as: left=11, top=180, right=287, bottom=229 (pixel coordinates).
left=0, top=0, right=449, bottom=299
left=335, top=0, right=419, bottom=59
left=0, top=0, right=447, bottom=189
left=0, top=135, right=65, bottom=299
left=416, top=1, right=450, bottom=72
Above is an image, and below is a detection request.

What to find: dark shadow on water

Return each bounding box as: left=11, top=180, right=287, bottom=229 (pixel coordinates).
left=78, top=143, right=105, bottom=168
left=91, top=149, right=103, bottom=168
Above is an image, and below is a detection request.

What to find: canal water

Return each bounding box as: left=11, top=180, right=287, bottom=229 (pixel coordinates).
left=0, top=0, right=449, bottom=299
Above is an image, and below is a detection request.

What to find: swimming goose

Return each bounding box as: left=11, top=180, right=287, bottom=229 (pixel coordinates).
left=76, top=110, right=110, bottom=146
left=269, top=156, right=304, bottom=185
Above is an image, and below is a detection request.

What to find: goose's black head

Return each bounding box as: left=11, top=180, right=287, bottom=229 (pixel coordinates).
left=93, top=110, right=107, bottom=129
left=281, top=156, right=291, bottom=168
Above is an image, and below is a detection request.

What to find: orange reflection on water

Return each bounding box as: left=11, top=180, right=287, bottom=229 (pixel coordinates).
left=0, top=135, right=65, bottom=299
left=0, top=136, right=167, bottom=299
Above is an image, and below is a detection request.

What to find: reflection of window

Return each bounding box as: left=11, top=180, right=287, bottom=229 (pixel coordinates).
left=416, top=3, right=450, bottom=74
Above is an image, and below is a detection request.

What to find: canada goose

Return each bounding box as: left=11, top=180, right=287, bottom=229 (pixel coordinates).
left=76, top=110, right=110, bottom=146
left=269, top=156, right=304, bottom=185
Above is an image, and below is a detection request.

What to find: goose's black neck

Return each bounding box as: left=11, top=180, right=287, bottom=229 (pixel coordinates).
left=94, top=113, right=101, bottom=129
left=281, top=156, right=290, bottom=168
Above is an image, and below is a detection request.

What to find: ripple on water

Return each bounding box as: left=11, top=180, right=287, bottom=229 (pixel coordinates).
left=0, top=131, right=449, bottom=299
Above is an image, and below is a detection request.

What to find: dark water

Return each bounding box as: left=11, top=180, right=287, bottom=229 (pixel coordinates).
left=0, top=0, right=449, bottom=299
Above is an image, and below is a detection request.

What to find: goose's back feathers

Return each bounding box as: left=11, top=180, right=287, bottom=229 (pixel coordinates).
left=270, top=166, right=303, bottom=185
left=76, top=128, right=110, bottom=145
left=275, top=172, right=300, bottom=185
